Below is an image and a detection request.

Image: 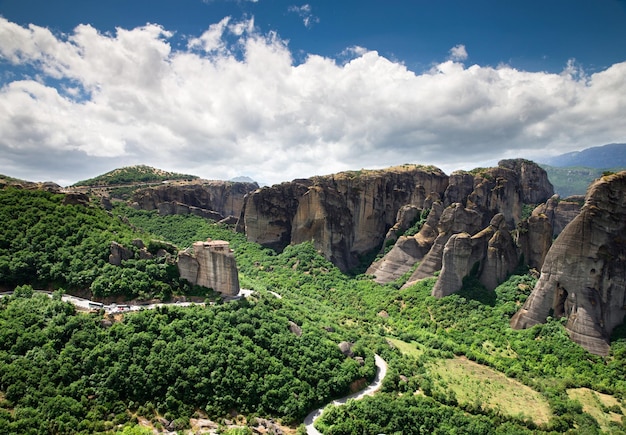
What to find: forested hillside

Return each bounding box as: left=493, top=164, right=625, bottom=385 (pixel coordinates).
left=541, top=166, right=626, bottom=197
left=73, top=165, right=198, bottom=187
left=0, top=188, right=625, bottom=433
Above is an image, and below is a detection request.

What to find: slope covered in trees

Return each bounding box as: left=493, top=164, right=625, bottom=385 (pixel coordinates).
left=0, top=290, right=372, bottom=433
left=0, top=188, right=625, bottom=433
left=0, top=188, right=193, bottom=300
left=73, top=165, right=198, bottom=187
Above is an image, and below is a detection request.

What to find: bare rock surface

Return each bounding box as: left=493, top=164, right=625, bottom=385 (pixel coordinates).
left=239, top=165, right=449, bottom=271
left=178, top=239, right=240, bottom=296
left=511, top=172, right=626, bottom=356
left=431, top=213, right=518, bottom=297
left=131, top=180, right=258, bottom=220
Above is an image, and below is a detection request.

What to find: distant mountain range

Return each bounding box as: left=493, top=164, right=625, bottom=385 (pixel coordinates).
left=536, top=143, right=626, bottom=197
left=539, top=143, right=626, bottom=168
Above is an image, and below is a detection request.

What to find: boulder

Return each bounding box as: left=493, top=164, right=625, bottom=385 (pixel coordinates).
left=511, top=172, right=626, bottom=356
left=288, top=321, right=302, bottom=337
left=338, top=341, right=354, bottom=357
left=109, top=241, right=134, bottom=266
left=62, top=192, right=90, bottom=206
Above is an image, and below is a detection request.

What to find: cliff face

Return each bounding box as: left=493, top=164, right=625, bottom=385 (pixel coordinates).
left=239, top=159, right=553, bottom=280
left=236, top=181, right=311, bottom=252
left=131, top=180, right=258, bottom=220
left=370, top=160, right=553, bottom=287
left=239, top=165, right=449, bottom=271
left=510, top=172, right=626, bottom=356
left=178, top=240, right=240, bottom=296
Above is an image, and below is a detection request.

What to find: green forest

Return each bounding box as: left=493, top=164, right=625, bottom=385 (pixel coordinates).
left=73, top=165, right=198, bottom=187
left=0, top=187, right=625, bottom=434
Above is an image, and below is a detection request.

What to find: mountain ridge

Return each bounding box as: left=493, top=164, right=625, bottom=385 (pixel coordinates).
left=539, top=143, right=626, bottom=168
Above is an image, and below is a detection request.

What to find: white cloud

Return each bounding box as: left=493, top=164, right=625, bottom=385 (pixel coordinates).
left=449, top=44, right=468, bottom=61
left=0, top=17, right=625, bottom=185
left=288, top=4, right=320, bottom=28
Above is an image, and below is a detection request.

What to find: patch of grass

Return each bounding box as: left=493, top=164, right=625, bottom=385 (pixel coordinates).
left=567, top=388, right=626, bottom=432
left=387, top=337, right=424, bottom=358
left=428, top=356, right=552, bottom=425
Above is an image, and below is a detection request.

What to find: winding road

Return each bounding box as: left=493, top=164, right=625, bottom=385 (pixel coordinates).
left=304, top=354, right=388, bottom=435
left=3, top=288, right=387, bottom=433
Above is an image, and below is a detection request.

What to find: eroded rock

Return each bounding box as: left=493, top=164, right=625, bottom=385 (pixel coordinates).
left=177, top=239, right=240, bottom=296
left=511, top=172, right=626, bottom=356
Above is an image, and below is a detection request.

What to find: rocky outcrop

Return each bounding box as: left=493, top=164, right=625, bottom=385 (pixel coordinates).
left=62, top=192, right=90, bottom=206
left=381, top=205, right=422, bottom=249
left=511, top=172, right=626, bottom=356
left=131, top=180, right=258, bottom=221
left=370, top=160, right=552, bottom=285
left=534, top=194, right=584, bottom=237
left=498, top=159, right=554, bottom=204
left=109, top=241, right=134, bottom=266
left=367, top=200, right=445, bottom=283
left=478, top=214, right=519, bottom=291
left=516, top=213, right=553, bottom=271
left=177, top=239, right=240, bottom=296
left=156, top=202, right=224, bottom=221
left=403, top=203, right=483, bottom=287
left=108, top=239, right=155, bottom=265
left=430, top=213, right=518, bottom=297
left=239, top=165, right=449, bottom=271
left=236, top=181, right=311, bottom=251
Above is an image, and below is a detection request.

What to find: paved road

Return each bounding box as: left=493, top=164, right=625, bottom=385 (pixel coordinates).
left=4, top=287, right=384, bottom=434
left=1, top=289, right=259, bottom=313
left=304, top=354, right=388, bottom=435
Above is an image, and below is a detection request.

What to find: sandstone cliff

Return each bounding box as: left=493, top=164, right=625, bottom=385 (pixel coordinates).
left=178, top=240, right=240, bottom=296
left=131, top=180, right=258, bottom=221
left=510, top=172, right=626, bottom=356
left=371, top=160, right=553, bottom=286
left=238, top=160, right=552, bottom=278
left=238, top=165, right=449, bottom=271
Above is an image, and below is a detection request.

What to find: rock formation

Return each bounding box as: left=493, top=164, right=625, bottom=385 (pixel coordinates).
left=511, top=172, right=626, bottom=356
left=177, top=239, right=240, bottom=296
left=534, top=194, right=585, bottom=237
left=238, top=165, right=449, bottom=271
left=109, top=241, right=134, bottom=266
left=405, top=203, right=484, bottom=286
left=108, top=239, right=155, bottom=265
left=366, top=199, right=444, bottom=283
left=369, top=160, right=553, bottom=286
left=131, top=180, right=258, bottom=221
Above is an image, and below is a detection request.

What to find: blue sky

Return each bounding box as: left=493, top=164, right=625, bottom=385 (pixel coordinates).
left=0, top=0, right=625, bottom=185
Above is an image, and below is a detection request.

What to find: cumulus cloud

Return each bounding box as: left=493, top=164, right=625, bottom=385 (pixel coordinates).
left=449, top=44, right=468, bottom=61
left=0, top=16, right=625, bottom=185
left=288, top=4, right=320, bottom=28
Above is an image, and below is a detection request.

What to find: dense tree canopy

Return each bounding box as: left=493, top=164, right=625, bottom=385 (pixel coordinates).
left=0, top=189, right=624, bottom=433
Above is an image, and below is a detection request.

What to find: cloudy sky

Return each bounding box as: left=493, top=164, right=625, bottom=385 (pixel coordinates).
left=1, top=0, right=625, bottom=186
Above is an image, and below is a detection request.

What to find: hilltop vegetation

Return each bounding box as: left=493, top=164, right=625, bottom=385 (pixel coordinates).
left=0, top=188, right=196, bottom=300
left=0, top=187, right=625, bottom=433
left=73, top=165, right=198, bottom=187
left=540, top=165, right=626, bottom=197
